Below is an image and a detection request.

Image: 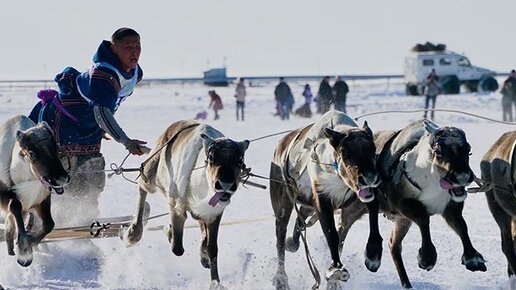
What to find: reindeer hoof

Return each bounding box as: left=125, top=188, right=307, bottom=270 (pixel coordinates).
left=172, top=243, right=184, bottom=256
left=15, top=236, right=33, bottom=267
left=17, top=255, right=32, bottom=267
left=209, top=280, right=226, bottom=290
left=122, top=222, right=143, bottom=245
left=364, top=240, right=382, bottom=272
left=325, top=265, right=350, bottom=282
left=200, top=256, right=210, bottom=268
left=417, top=246, right=437, bottom=271
left=462, top=252, right=487, bottom=272
left=326, top=280, right=343, bottom=290
left=365, top=256, right=381, bottom=272
left=273, top=270, right=290, bottom=290
left=285, top=237, right=300, bottom=252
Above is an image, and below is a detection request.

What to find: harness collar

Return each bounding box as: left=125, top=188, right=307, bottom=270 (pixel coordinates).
left=402, top=166, right=422, bottom=191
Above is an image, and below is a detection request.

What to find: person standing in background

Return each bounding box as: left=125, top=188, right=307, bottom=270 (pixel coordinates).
left=208, top=90, right=224, bottom=120
left=501, top=70, right=516, bottom=122
left=294, top=83, right=313, bottom=118
left=274, top=77, right=292, bottom=120
left=302, top=83, right=313, bottom=105
left=235, top=78, right=247, bottom=121
left=423, top=69, right=440, bottom=120
left=317, top=76, right=333, bottom=114
left=333, top=76, right=349, bottom=113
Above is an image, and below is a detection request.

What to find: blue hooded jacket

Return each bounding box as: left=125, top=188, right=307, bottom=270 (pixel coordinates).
left=29, top=40, right=143, bottom=156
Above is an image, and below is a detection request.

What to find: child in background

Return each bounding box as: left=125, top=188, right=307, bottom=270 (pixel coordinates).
left=208, top=90, right=223, bottom=120
left=295, top=84, right=313, bottom=118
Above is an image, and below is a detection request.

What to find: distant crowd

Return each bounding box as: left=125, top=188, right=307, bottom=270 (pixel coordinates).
left=273, top=76, right=349, bottom=120
left=200, top=70, right=516, bottom=123
left=200, top=76, right=350, bottom=122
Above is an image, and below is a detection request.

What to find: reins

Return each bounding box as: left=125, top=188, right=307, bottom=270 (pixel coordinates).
left=354, top=108, right=516, bottom=125
left=250, top=171, right=321, bottom=289
left=90, top=127, right=295, bottom=184
left=273, top=129, right=323, bottom=289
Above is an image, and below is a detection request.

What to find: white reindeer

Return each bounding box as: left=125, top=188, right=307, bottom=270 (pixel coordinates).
left=0, top=115, right=69, bottom=266
left=123, top=119, right=249, bottom=289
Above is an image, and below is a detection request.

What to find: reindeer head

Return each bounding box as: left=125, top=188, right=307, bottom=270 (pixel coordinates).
left=424, top=120, right=474, bottom=202
left=324, top=121, right=380, bottom=203
left=16, top=121, right=70, bottom=194
left=201, top=134, right=250, bottom=207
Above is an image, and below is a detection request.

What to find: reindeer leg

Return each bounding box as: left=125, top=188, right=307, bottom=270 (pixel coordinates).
left=270, top=170, right=293, bottom=290
left=5, top=215, right=15, bottom=256
left=486, top=189, right=514, bottom=276
left=443, top=201, right=486, bottom=272
left=8, top=198, right=32, bottom=267
left=319, top=196, right=349, bottom=283
left=123, top=187, right=148, bottom=245
left=168, top=201, right=186, bottom=256
left=28, top=195, right=54, bottom=245
left=199, top=221, right=210, bottom=268
left=207, top=214, right=223, bottom=289
left=398, top=198, right=437, bottom=271
left=389, top=216, right=413, bottom=289
left=364, top=198, right=383, bottom=272
left=0, top=194, right=15, bottom=256
left=286, top=205, right=313, bottom=253
left=338, top=198, right=368, bottom=254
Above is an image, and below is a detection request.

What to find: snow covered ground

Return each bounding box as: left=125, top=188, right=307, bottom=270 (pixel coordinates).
left=0, top=78, right=512, bottom=289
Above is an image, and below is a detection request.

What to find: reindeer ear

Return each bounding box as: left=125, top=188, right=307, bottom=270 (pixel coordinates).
left=423, top=120, right=440, bottom=146
left=362, top=121, right=373, bottom=137
left=16, top=130, right=26, bottom=145
left=423, top=119, right=439, bottom=134
left=324, top=127, right=344, bottom=147
left=200, top=133, right=215, bottom=150
left=38, top=121, right=52, bottom=131
left=238, top=140, right=250, bottom=153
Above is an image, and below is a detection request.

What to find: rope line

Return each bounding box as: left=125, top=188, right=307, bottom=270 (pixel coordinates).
left=249, top=129, right=293, bottom=142
left=354, top=108, right=516, bottom=125
left=90, top=128, right=295, bottom=179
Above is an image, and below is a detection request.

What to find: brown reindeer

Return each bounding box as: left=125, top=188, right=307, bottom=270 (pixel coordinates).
left=270, top=111, right=382, bottom=289
left=0, top=115, right=69, bottom=266
left=481, top=131, right=516, bottom=280
left=337, top=119, right=486, bottom=288
left=123, top=120, right=249, bottom=289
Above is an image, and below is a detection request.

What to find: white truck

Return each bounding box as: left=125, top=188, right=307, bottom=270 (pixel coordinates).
left=404, top=43, right=498, bottom=95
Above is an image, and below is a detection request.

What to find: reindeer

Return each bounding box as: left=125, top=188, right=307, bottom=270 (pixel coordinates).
left=481, top=131, right=516, bottom=280
left=269, top=111, right=382, bottom=289
left=336, top=119, right=486, bottom=288
left=123, top=119, right=249, bottom=289
left=0, top=115, right=69, bottom=266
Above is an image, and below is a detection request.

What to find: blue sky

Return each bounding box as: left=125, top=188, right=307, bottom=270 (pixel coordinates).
left=2, top=0, right=514, bottom=80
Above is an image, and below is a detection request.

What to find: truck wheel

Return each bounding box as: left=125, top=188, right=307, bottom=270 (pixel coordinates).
left=461, top=81, right=478, bottom=93
left=405, top=84, right=419, bottom=96
left=440, top=75, right=460, bottom=95
left=478, top=76, right=499, bottom=92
